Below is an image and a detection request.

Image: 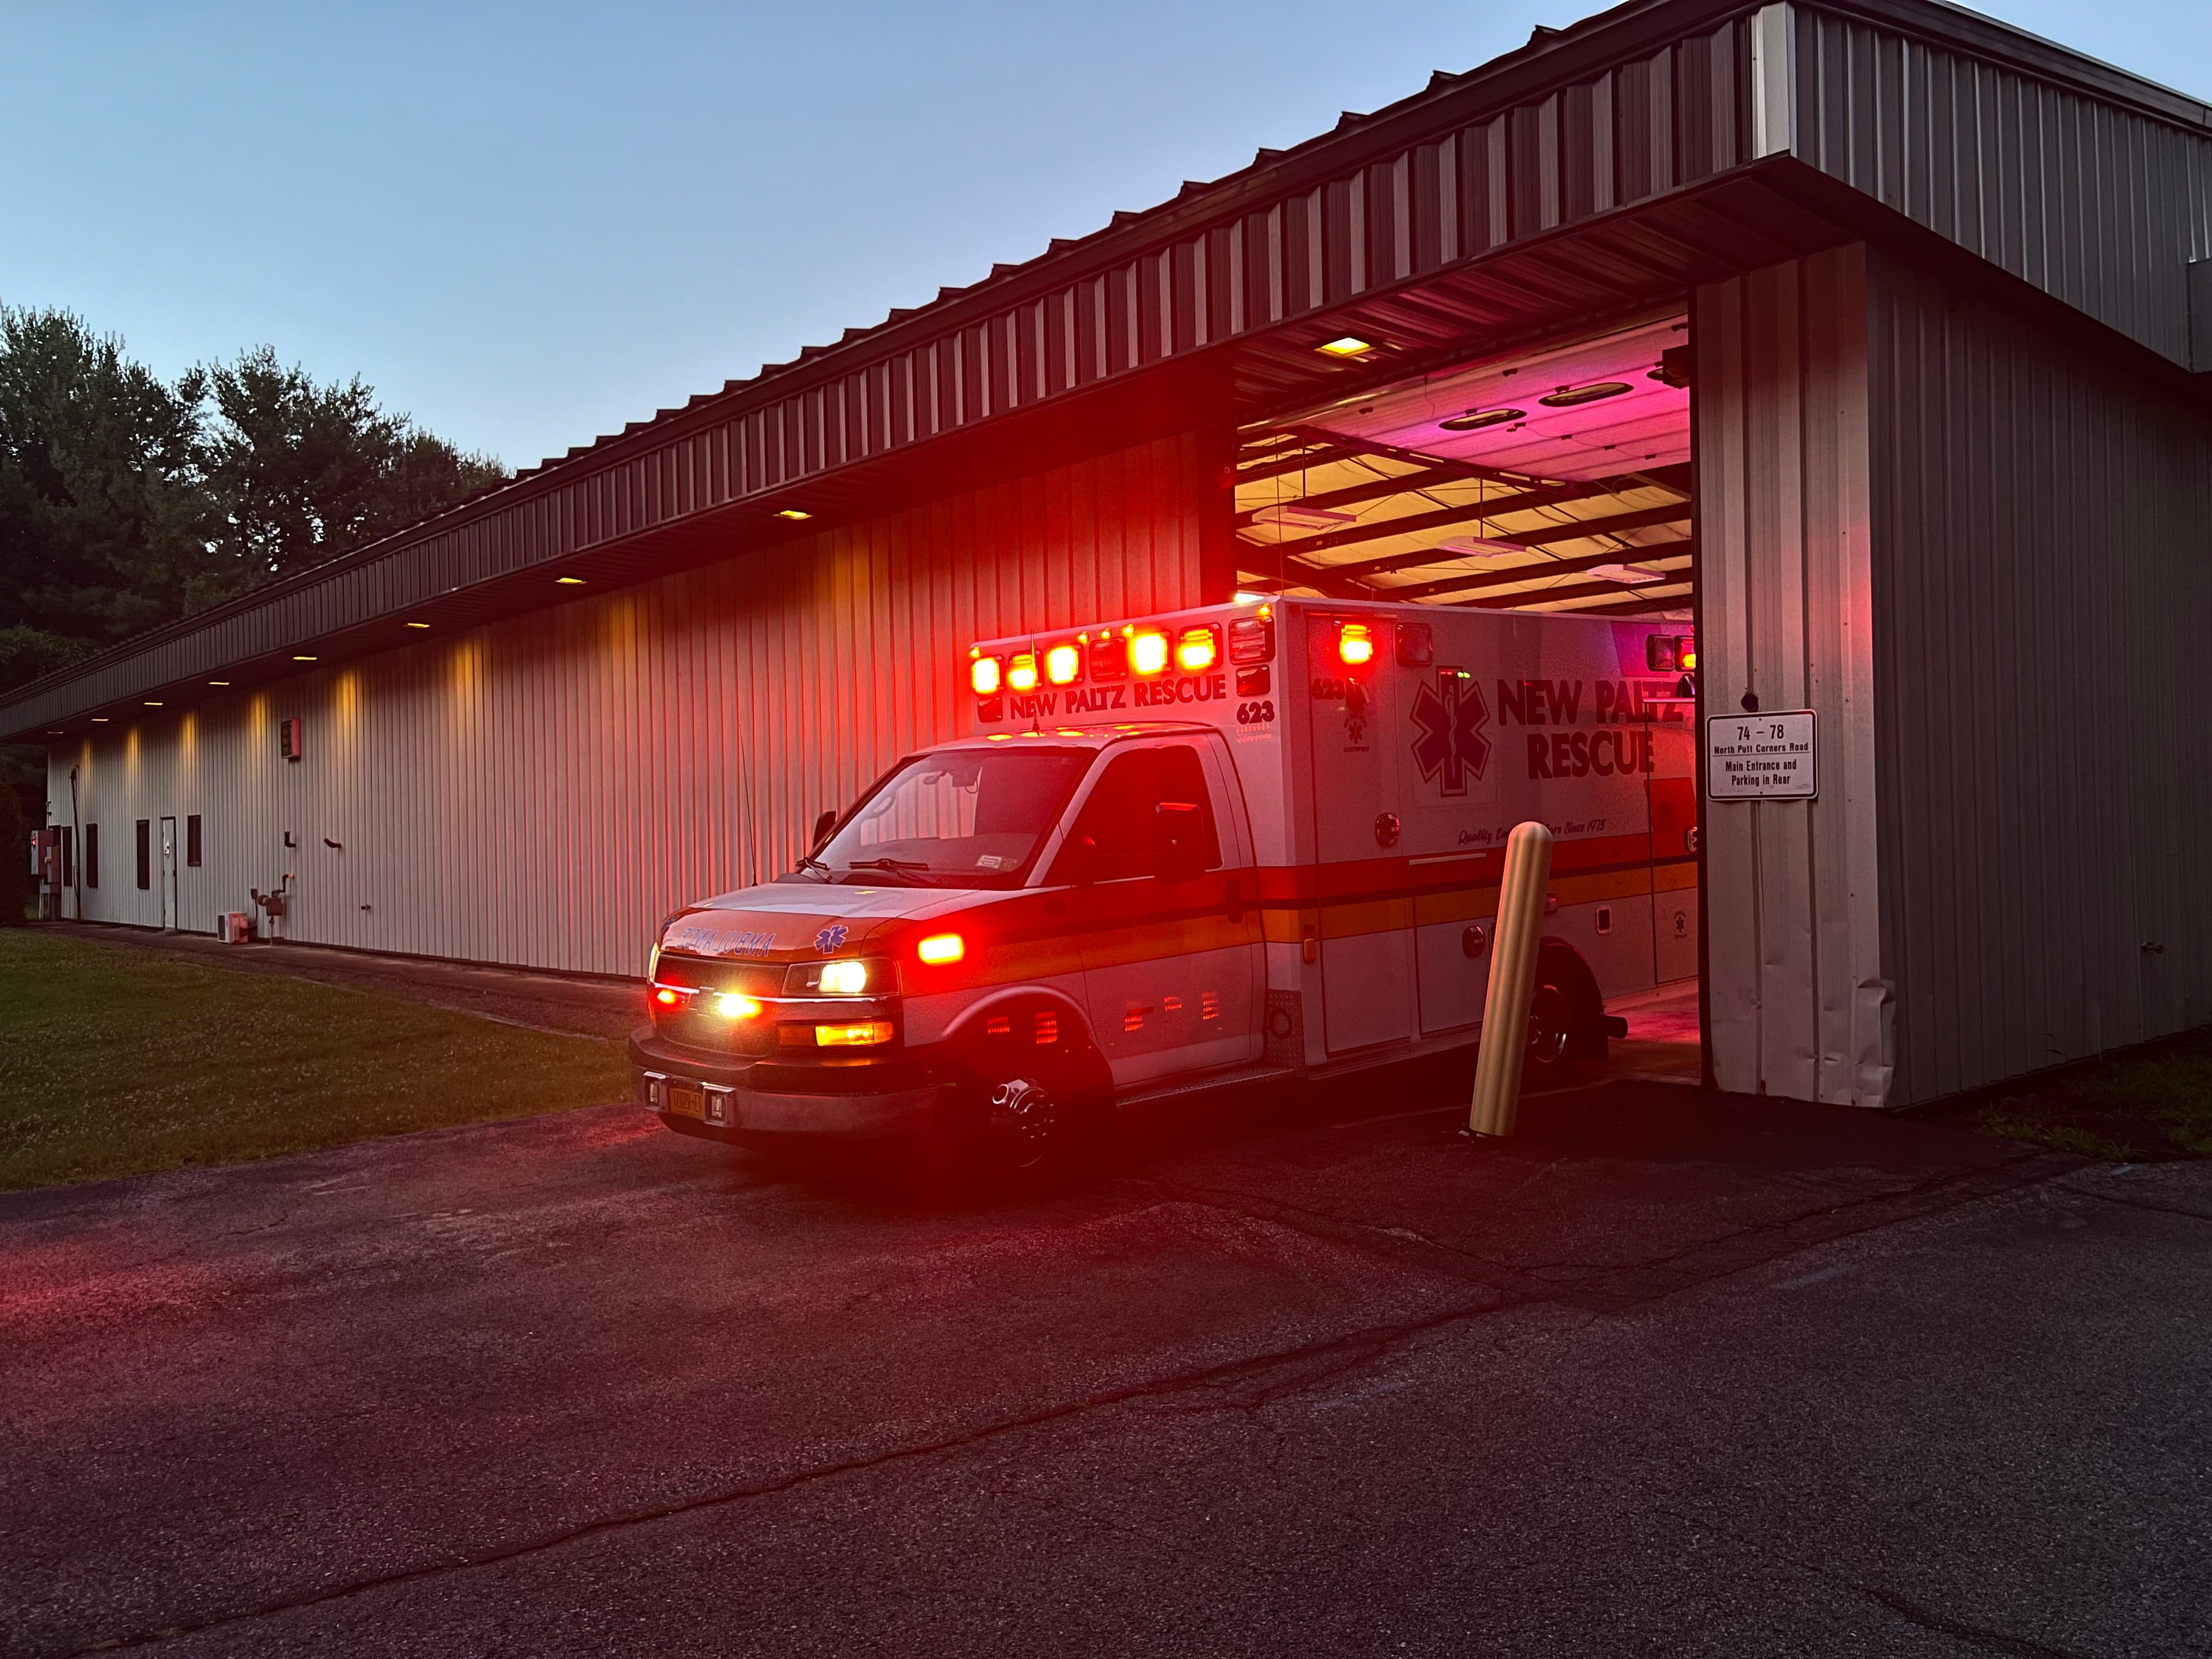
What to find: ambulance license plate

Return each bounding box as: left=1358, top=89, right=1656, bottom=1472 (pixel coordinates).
left=667, top=1082, right=706, bottom=1120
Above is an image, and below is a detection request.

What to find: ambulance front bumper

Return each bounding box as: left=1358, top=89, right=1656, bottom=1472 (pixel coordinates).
left=628, top=1028, right=947, bottom=1141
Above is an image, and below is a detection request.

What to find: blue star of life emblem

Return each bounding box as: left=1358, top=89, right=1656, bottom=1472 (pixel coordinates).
left=1408, top=671, right=1492, bottom=796
left=813, top=923, right=849, bottom=955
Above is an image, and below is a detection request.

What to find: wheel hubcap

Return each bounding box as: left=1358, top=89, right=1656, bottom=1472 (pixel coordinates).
left=986, top=1078, right=1058, bottom=1166
left=1527, top=988, right=1571, bottom=1069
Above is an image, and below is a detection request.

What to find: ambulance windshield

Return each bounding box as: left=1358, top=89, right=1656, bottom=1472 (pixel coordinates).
left=800, top=747, right=1092, bottom=889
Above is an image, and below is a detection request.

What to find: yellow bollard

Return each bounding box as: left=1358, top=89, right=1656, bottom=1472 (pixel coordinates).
left=1467, top=819, right=1554, bottom=1138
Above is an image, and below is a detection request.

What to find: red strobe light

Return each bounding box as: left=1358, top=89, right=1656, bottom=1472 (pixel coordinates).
left=1131, top=630, right=1170, bottom=676
left=970, top=654, right=1002, bottom=695
left=1338, top=622, right=1375, bottom=666
left=1175, top=626, right=1219, bottom=673
left=1044, top=642, right=1082, bottom=685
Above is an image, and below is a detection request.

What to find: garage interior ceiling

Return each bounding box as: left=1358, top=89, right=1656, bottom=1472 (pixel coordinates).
left=1234, top=315, right=1692, bottom=619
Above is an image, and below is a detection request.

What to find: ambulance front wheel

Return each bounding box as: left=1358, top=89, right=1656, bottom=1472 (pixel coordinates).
left=951, top=1040, right=1107, bottom=1183
left=981, top=1075, right=1066, bottom=1174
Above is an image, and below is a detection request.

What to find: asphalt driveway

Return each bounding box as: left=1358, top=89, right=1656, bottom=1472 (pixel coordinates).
left=1, top=1078, right=2204, bottom=1657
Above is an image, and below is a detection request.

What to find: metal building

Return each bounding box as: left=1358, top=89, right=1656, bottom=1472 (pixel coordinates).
left=7, top=0, right=2210, bottom=1110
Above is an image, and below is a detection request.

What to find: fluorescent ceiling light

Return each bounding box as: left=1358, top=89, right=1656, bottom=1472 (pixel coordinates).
left=1252, top=502, right=1355, bottom=527
left=1438, top=407, right=1525, bottom=432
left=1317, top=336, right=1373, bottom=358
left=1587, top=562, right=1669, bottom=585
left=1537, top=381, right=1634, bottom=408
left=1434, top=537, right=1527, bottom=562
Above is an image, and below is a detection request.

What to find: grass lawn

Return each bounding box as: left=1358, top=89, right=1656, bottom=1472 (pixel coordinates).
left=1928, top=1028, right=2212, bottom=1161
left=0, top=929, right=634, bottom=1192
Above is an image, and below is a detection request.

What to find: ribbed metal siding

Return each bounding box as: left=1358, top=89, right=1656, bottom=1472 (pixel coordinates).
left=1695, top=243, right=1892, bottom=1107
left=46, top=437, right=1205, bottom=975
left=2, top=15, right=1762, bottom=734
left=1866, top=252, right=2212, bottom=1104
left=1792, top=2, right=2212, bottom=366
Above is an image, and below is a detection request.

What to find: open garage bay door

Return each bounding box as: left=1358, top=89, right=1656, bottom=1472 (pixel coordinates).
left=1234, top=314, right=1703, bottom=1086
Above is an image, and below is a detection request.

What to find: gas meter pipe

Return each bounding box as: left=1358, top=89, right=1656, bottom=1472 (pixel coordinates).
left=1468, top=820, right=1554, bottom=1138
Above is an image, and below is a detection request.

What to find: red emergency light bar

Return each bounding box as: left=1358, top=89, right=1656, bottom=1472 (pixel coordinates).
left=968, top=603, right=1276, bottom=699
left=1175, top=626, right=1219, bottom=673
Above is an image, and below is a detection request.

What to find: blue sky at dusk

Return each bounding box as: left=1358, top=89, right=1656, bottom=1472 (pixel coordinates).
left=3, top=1, right=2203, bottom=469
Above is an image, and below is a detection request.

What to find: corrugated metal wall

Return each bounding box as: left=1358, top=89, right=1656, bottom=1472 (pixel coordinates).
left=45, top=436, right=1205, bottom=976
left=1695, top=243, right=1892, bottom=1106
left=1790, top=1, right=2212, bottom=368
left=1866, top=251, right=2212, bottom=1104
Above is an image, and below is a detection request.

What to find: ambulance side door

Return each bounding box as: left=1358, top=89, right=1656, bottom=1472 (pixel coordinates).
left=1306, top=613, right=1414, bottom=1054
left=1048, top=737, right=1264, bottom=1088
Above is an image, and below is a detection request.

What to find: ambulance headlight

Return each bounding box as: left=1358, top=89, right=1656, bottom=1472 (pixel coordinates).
left=785, top=957, right=892, bottom=997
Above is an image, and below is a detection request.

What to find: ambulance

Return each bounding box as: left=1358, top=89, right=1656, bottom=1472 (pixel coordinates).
left=631, top=597, right=1699, bottom=1171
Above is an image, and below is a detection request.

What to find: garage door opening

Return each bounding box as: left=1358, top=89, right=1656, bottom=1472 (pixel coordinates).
left=1229, top=312, right=1702, bottom=1089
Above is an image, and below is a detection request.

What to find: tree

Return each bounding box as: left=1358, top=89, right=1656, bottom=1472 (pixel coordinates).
left=1, top=308, right=509, bottom=833
left=202, top=347, right=506, bottom=583
left=0, top=306, right=219, bottom=686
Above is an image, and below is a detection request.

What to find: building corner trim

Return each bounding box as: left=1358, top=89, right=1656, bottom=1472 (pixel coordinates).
left=1751, top=2, right=1797, bottom=161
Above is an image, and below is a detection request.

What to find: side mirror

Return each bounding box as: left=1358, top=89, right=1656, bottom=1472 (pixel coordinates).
left=809, top=808, right=838, bottom=850
left=1153, top=801, right=1208, bottom=882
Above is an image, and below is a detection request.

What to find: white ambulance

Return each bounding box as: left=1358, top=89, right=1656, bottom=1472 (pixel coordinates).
left=631, top=597, right=1698, bottom=1171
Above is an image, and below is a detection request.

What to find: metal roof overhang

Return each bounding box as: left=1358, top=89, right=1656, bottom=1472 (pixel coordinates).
left=9, top=0, right=2207, bottom=744
left=2, top=168, right=1853, bottom=744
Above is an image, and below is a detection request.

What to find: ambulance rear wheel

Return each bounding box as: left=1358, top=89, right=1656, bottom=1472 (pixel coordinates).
left=1522, top=980, right=1578, bottom=1088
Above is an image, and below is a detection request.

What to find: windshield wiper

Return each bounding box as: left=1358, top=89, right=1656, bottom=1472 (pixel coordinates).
left=794, top=854, right=832, bottom=880
left=842, top=857, right=941, bottom=887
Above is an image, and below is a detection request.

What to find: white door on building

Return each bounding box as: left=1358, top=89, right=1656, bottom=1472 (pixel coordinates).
left=158, top=816, right=178, bottom=931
